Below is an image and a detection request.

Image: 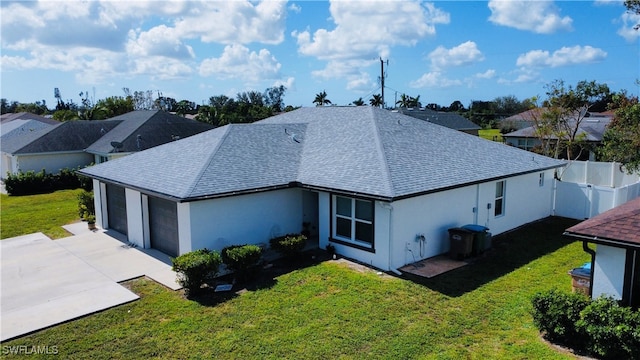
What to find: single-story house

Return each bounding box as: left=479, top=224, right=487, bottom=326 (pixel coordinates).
left=503, top=114, right=612, bottom=161
left=564, top=197, right=640, bottom=307
left=396, top=108, right=481, bottom=135
left=1, top=120, right=122, bottom=177
left=85, top=110, right=214, bottom=164
left=79, top=107, right=565, bottom=272
left=1, top=110, right=214, bottom=178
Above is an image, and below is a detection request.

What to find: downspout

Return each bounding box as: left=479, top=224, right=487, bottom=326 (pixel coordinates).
left=582, top=241, right=596, bottom=297
left=381, top=202, right=402, bottom=275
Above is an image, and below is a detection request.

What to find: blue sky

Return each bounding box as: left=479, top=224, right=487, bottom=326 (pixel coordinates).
left=1, top=0, right=638, bottom=110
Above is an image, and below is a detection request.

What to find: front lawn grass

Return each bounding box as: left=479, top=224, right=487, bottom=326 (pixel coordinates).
left=2, top=217, right=586, bottom=359
left=0, top=189, right=82, bottom=239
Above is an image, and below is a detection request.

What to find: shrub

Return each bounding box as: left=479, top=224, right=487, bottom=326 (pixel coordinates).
left=4, top=166, right=90, bottom=196
left=269, top=233, right=307, bottom=258
left=531, top=289, right=590, bottom=347
left=576, top=296, right=640, bottom=359
left=172, top=249, right=221, bottom=297
left=221, top=244, right=263, bottom=280
left=77, top=190, right=95, bottom=220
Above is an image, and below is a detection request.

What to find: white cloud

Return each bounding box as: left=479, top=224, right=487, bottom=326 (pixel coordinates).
left=488, top=0, right=573, bottom=34
left=288, top=3, right=302, bottom=14
left=294, top=0, right=449, bottom=79
left=516, top=45, right=607, bottom=67
left=618, top=12, right=640, bottom=42
left=475, top=69, right=496, bottom=79
left=172, top=1, right=287, bottom=45
left=199, top=44, right=281, bottom=84
left=274, top=77, right=296, bottom=91
left=410, top=72, right=462, bottom=88
left=428, top=41, right=484, bottom=70
left=127, top=26, right=195, bottom=60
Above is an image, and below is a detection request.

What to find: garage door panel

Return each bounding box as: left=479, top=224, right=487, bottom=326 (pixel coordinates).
left=148, top=197, right=178, bottom=257
left=106, top=184, right=127, bottom=235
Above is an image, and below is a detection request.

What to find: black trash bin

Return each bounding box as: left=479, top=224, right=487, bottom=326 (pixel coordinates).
left=461, top=224, right=491, bottom=256
left=448, top=228, right=473, bottom=260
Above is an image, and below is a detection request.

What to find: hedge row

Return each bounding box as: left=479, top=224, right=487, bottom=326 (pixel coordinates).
left=531, top=289, right=640, bottom=359
left=4, top=168, right=92, bottom=195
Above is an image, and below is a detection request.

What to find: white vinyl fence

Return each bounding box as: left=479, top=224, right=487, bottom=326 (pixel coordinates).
left=554, top=161, right=640, bottom=220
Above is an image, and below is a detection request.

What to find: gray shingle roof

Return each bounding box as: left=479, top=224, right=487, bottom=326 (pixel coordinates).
left=396, top=108, right=481, bottom=131
left=1, top=119, right=54, bottom=139
left=80, top=107, right=565, bottom=201
left=85, top=110, right=214, bottom=154
left=1, top=120, right=122, bottom=154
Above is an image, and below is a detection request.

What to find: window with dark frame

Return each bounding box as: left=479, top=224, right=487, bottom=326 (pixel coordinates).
left=333, top=195, right=374, bottom=247
left=494, top=180, right=505, bottom=217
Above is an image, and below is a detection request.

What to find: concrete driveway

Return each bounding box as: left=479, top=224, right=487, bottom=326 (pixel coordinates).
left=1, top=227, right=180, bottom=342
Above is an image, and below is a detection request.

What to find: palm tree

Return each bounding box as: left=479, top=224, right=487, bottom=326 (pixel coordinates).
left=396, top=93, right=411, bottom=108
left=369, top=94, right=383, bottom=108
left=352, top=97, right=365, bottom=106
left=313, top=91, right=332, bottom=107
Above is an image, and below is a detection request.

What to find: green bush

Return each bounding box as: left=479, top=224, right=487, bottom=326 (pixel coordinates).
left=4, top=166, right=91, bottom=196
left=221, top=244, right=263, bottom=280
left=77, top=190, right=95, bottom=220
left=171, top=249, right=221, bottom=297
left=532, top=290, right=640, bottom=359
left=576, top=296, right=640, bottom=359
left=269, top=233, right=307, bottom=258
left=531, top=289, right=590, bottom=347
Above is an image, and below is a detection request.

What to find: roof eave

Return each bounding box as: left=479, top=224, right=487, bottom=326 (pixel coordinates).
left=563, top=231, right=640, bottom=250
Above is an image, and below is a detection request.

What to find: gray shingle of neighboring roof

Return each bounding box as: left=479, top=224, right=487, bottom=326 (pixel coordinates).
left=396, top=108, right=481, bottom=131
left=85, top=110, right=214, bottom=154
left=1, top=120, right=122, bottom=154
left=0, top=112, right=58, bottom=125
left=80, top=107, right=565, bottom=201
left=1, top=119, right=53, bottom=138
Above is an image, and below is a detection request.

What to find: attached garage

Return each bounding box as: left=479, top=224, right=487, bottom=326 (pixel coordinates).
left=106, top=184, right=127, bottom=235
left=148, top=196, right=179, bottom=257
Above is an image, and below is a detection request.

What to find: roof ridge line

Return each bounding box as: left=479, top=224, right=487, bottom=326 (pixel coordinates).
left=183, top=125, right=232, bottom=198
left=370, top=108, right=395, bottom=199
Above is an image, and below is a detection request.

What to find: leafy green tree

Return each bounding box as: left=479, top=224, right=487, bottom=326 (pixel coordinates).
left=369, top=94, right=383, bottom=107
left=599, top=91, right=640, bottom=173
left=52, top=109, right=79, bottom=121
left=263, top=85, right=286, bottom=112
left=449, top=100, right=465, bottom=112
left=96, top=96, right=134, bottom=118
left=352, top=97, right=365, bottom=106
left=175, top=100, right=195, bottom=117
left=539, top=79, right=611, bottom=159
left=313, top=91, right=331, bottom=107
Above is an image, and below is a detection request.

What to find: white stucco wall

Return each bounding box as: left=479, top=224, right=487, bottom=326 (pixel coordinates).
left=12, top=152, right=93, bottom=174
left=93, top=180, right=105, bottom=228
left=186, top=188, right=304, bottom=253
left=388, top=170, right=556, bottom=271
left=1, top=153, right=14, bottom=178
left=592, top=244, right=626, bottom=300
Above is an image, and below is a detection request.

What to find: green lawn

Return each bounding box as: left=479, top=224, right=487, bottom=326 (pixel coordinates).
left=0, top=189, right=83, bottom=239
left=479, top=128, right=503, bottom=142
left=1, top=214, right=587, bottom=359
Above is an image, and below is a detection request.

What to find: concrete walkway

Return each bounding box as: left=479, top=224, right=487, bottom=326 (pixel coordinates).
left=1, top=225, right=181, bottom=342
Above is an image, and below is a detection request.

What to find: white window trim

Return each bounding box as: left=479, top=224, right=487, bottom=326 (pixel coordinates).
left=494, top=180, right=506, bottom=217
left=332, top=195, right=374, bottom=249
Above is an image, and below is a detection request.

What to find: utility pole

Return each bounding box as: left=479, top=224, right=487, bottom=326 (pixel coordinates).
left=380, top=57, right=388, bottom=109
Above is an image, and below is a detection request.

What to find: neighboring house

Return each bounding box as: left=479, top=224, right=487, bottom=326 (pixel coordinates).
left=499, top=108, right=547, bottom=131
left=396, top=108, right=481, bottom=135
left=503, top=112, right=612, bottom=161
left=85, top=110, right=214, bottom=163
left=79, top=107, right=564, bottom=272
left=1, top=110, right=214, bottom=178
left=1, top=120, right=122, bottom=178
left=564, top=197, right=640, bottom=307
